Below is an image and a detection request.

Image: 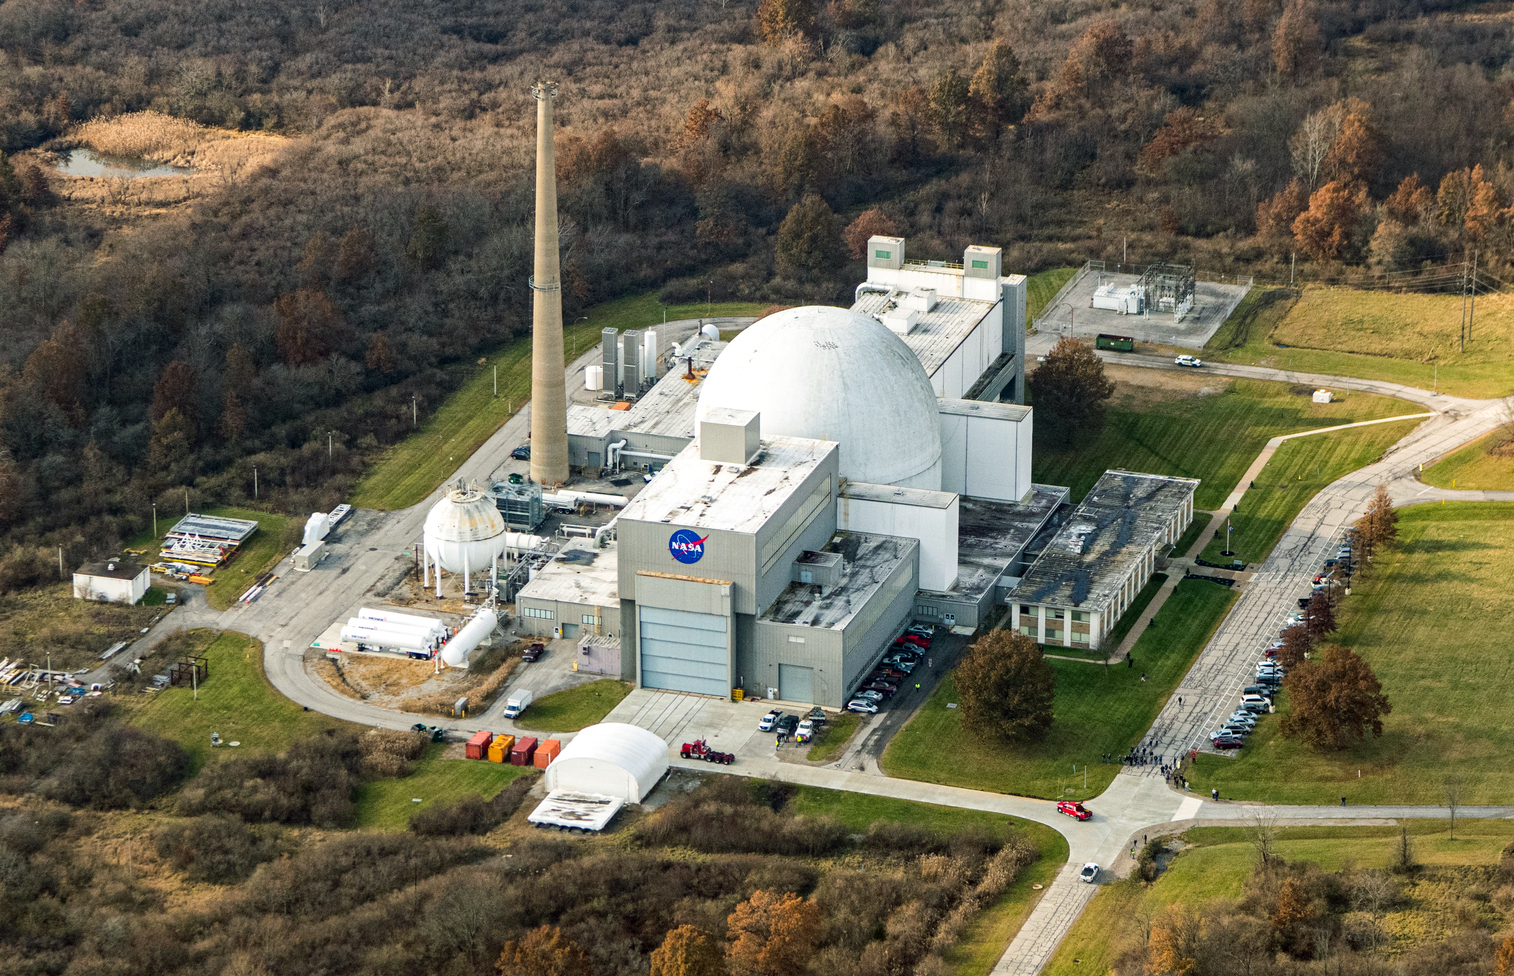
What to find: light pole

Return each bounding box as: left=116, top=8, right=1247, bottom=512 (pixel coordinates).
left=1050, top=300, right=1076, bottom=339
left=152, top=503, right=157, bottom=539
left=328, top=430, right=333, bottom=462
left=412, top=393, right=417, bottom=426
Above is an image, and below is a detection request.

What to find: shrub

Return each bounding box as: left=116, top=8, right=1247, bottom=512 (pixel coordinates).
left=177, top=729, right=363, bottom=827
left=409, top=776, right=534, bottom=836
left=153, top=815, right=278, bottom=884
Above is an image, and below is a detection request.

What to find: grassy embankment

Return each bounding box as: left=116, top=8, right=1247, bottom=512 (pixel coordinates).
left=351, top=292, right=766, bottom=511
left=1206, top=286, right=1514, bottom=399
left=884, top=579, right=1236, bottom=800
left=1044, top=821, right=1514, bottom=976
left=1026, top=267, right=1078, bottom=323
left=127, top=629, right=348, bottom=770
left=523, top=679, right=631, bottom=733
left=1421, top=429, right=1514, bottom=490
left=1193, top=503, right=1514, bottom=804
left=791, top=787, right=1069, bottom=976
left=354, top=745, right=538, bottom=831
left=1032, top=371, right=1416, bottom=509
left=805, top=710, right=860, bottom=762
left=1196, top=418, right=1424, bottom=565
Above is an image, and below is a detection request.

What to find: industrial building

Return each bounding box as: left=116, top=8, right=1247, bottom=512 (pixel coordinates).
left=514, top=539, right=619, bottom=640
left=1008, top=471, right=1198, bottom=649
left=73, top=559, right=150, bottom=604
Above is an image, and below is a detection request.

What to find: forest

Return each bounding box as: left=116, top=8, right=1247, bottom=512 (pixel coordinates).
left=0, top=0, right=1511, bottom=584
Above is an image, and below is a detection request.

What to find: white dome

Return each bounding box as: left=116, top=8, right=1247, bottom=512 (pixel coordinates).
left=547, top=722, right=670, bottom=803
left=423, top=483, right=507, bottom=573
left=696, top=306, right=942, bottom=489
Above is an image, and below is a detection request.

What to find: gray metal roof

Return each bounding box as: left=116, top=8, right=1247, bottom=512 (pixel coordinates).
left=1010, top=471, right=1198, bottom=612
left=925, top=486, right=1067, bottom=600
left=516, top=539, right=620, bottom=608
left=851, top=291, right=999, bottom=377
left=839, top=481, right=957, bottom=510
left=760, top=532, right=919, bottom=630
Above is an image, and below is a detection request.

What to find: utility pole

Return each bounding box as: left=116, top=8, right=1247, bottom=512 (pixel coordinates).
left=57, top=545, right=63, bottom=578
left=493, top=365, right=497, bottom=397
left=253, top=466, right=258, bottom=499
left=1469, top=249, right=1478, bottom=344
left=328, top=430, right=333, bottom=461
left=412, top=393, right=417, bottom=426
left=1122, top=236, right=1127, bottom=268
left=152, top=503, right=157, bottom=538
left=1460, top=252, right=1468, bottom=353
left=707, top=279, right=713, bottom=316
left=1289, top=251, right=1295, bottom=287
left=185, top=488, right=189, bottom=515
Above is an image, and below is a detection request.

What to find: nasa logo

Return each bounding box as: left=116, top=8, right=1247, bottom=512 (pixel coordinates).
left=668, top=529, right=709, bottom=565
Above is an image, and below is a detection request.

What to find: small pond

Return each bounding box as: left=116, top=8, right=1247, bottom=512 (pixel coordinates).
left=55, top=148, right=193, bottom=178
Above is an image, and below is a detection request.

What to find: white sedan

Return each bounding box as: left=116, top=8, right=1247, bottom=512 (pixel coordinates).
left=1175, top=355, right=1203, bottom=367
left=846, top=699, right=879, bottom=714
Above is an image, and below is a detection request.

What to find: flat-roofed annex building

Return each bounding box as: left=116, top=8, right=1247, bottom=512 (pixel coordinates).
left=1007, top=471, right=1198, bottom=650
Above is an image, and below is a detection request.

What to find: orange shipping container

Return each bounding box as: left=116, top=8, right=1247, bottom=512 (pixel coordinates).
left=488, top=734, right=515, bottom=763
left=533, top=738, right=561, bottom=768
left=465, top=730, right=493, bottom=760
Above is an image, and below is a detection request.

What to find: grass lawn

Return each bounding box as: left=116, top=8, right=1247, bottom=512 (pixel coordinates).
left=883, top=579, right=1236, bottom=799
left=354, top=750, right=538, bottom=831
left=1027, top=267, right=1078, bottom=323
left=1421, top=429, right=1514, bottom=490
left=128, top=630, right=349, bottom=770
left=524, top=679, right=631, bottom=733
left=1101, top=573, right=1168, bottom=653
left=944, top=853, right=1066, bottom=976
left=1044, top=821, right=1514, bottom=976
left=1169, top=511, right=1213, bottom=556
left=1197, top=419, right=1424, bottom=565
left=351, top=292, right=767, bottom=511
left=1033, top=372, right=1415, bottom=509
left=1206, top=286, right=1514, bottom=399
left=1192, top=503, right=1514, bottom=804
left=805, top=711, right=859, bottom=762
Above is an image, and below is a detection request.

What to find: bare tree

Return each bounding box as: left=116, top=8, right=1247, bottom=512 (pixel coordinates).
left=1289, top=105, right=1345, bottom=188
left=1446, top=774, right=1462, bottom=839
left=1350, top=869, right=1396, bottom=952
left=1251, top=810, right=1280, bottom=869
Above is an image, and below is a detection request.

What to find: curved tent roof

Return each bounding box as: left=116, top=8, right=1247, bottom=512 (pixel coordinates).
left=546, top=722, right=669, bottom=803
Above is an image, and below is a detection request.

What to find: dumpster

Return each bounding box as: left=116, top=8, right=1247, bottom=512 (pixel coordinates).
left=509, top=736, right=538, bottom=766
left=465, top=730, right=493, bottom=760
left=488, top=734, right=515, bottom=763
left=533, top=738, right=561, bottom=768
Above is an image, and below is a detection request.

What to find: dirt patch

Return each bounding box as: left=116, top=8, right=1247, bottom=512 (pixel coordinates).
left=0, top=582, right=160, bottom=673
left=1105, top=364, right=1234, bottom=411
left=312, top=643, right=524, bottom=716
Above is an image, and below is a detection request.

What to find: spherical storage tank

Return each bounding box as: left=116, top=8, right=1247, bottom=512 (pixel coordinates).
left=695, top=306, right=943, bottom=490
left=423, top=483, right=508, bottom=576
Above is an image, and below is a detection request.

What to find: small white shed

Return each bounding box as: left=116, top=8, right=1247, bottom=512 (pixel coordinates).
left=72, top=560, right=150, bottom=604
left=544, top=722, right=669, bottom=803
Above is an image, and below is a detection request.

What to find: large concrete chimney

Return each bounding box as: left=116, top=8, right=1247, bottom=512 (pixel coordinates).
left=528, top=81, right=569, bottom=486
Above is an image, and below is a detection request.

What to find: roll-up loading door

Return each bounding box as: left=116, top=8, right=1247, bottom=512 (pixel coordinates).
left=639, top=606, right=729, bottom=697
left=778, top=664, right=814, bottom=703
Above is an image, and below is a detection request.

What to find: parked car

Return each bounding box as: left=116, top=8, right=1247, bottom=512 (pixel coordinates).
left=891, top=640, right=925, bottom=657
left=1175, top=355, right=1204, bottom=367
left=854, top=690, right=886, bottom=702
left=1212, top=734, right=1245, bottom=749
left=862, top=681, right=898, bottom=694
left=900, top=633, right=930, bottom=648
left=510, top=445, right=531, bottom=460
left=883, top=658, right=917, bottom=673
left=875, top=668, right=907, bottom=681
left=1323, top=559, right=1339, bottom=570
left=1079, top=863, right=1100, bottom=883
left=907, top=625, right=935, bottom=638
left=758, top=710, right=782, bottom=732
left=1227, top=713, right=1257, bottom=729
left=1058, top=801, right=1093, bottom=821
left=1243, top=685, right=1273, bottom=699
left=522, top=642, right=545, bottom=662
left=846, top=699, right=879, bottom=714
left=1240, top=695, right=1272, bottom=712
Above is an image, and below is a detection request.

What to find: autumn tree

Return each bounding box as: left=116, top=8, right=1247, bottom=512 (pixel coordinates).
left=774, top=127, right=825, bottom=199
left=151, top=361, right=201, bottom=434
left=843, top=208, right=898, bottom=259
left=1272, top=0, right=1322, bottom=78
left=219, top=389, right=246, bottom=443
left=1270, top=877, right=1317, bottom=954
left=1255, top=179, right=1309, bottom=241
left=927, top=68, right=971, bottom=151
left=1029, top=337, right=1116, bottom=446
left=407, top=203, right=448, bottom=271
left=335, top=224, right=376, bottom=282
left=22, top=319, right=88, bottom=415
left=968, top=41, right=1027, bottom=141
left=954, top=629, right=1056, bottom=743
left=726, top=890, right=819, bottom=976
left=1494, top=935, right=1514, bottom=976
left=755, top=0, right=815, bottom=42
left=1368, top=219, right=1411, bottom=272
left=1303, top=589, right=1335, bottom=641
left=651, top=925, right=724, bottom=976
left=1292, top=180, right=1367, bottom=260
left=1353, top=483, right=1397, bottom=564
left=774, top=195, right=841, bottom=279
left=296, top=230, right=334, bottom=288
left=1280, top=644, right=1391, bottom=750
left=496, top=925, right=591, bottom=976
left=274, top=288, right=348, bottom=366
left=1147, top=904, right=1202, bottom=976
left=1383, top=173, right=1432, bottom=224
left=1031, top=20, right=1132, bottom=118
left=366, top=333, right=397, bottom=374
left=1139, top=107, right=1218, bottom=178
left=1322, top=106, right=1384, bottom=186
left=1275, top=623, right=1313, bottom=669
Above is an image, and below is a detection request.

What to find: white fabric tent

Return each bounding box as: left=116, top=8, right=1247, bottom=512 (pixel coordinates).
left=545, top=723, right=669, bottom=803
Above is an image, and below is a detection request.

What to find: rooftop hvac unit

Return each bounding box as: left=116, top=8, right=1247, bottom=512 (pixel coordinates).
left=622, top=330, right=642, bottom=394
left=602, top=328, right=619, bottom=392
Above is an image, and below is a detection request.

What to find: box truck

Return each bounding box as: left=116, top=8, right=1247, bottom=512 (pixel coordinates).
left=503, top=690, right=533, bottom=720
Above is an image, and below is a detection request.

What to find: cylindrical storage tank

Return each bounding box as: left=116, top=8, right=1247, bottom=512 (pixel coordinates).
left=438, top=608, right=498, bottom=669
left=357, top=608, right=448, bottom=630
left=585, top=364, right=603, bottom=391
left=700, top=323, right=720, bottom=343
left=643, top=330, right=658, bottom=380
left=424, top=484, right=509, bottom=574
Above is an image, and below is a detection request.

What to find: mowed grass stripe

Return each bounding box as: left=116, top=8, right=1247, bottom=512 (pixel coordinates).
left=352, top=292, right=767, bottom=511
left=1421, top=429, right=1514, bottom=491
left=1192, top=502, right=1514, bottom=804
left=354, top=755, right=537, bottom=831
left=883, top=579, right=1236, bottom=800
left=1026, top=267, right=1077, bottom=322
left=1198, top=419, right=1424, bottom=565
left=1033, top=377, right=1415, bottom=509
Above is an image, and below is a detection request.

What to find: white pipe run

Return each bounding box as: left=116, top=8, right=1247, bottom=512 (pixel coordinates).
left=542, top=489, right=628, bottom=509
left=606, top=439, right=627, bottom=472
left=439, top=608, right=497, bottom=668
